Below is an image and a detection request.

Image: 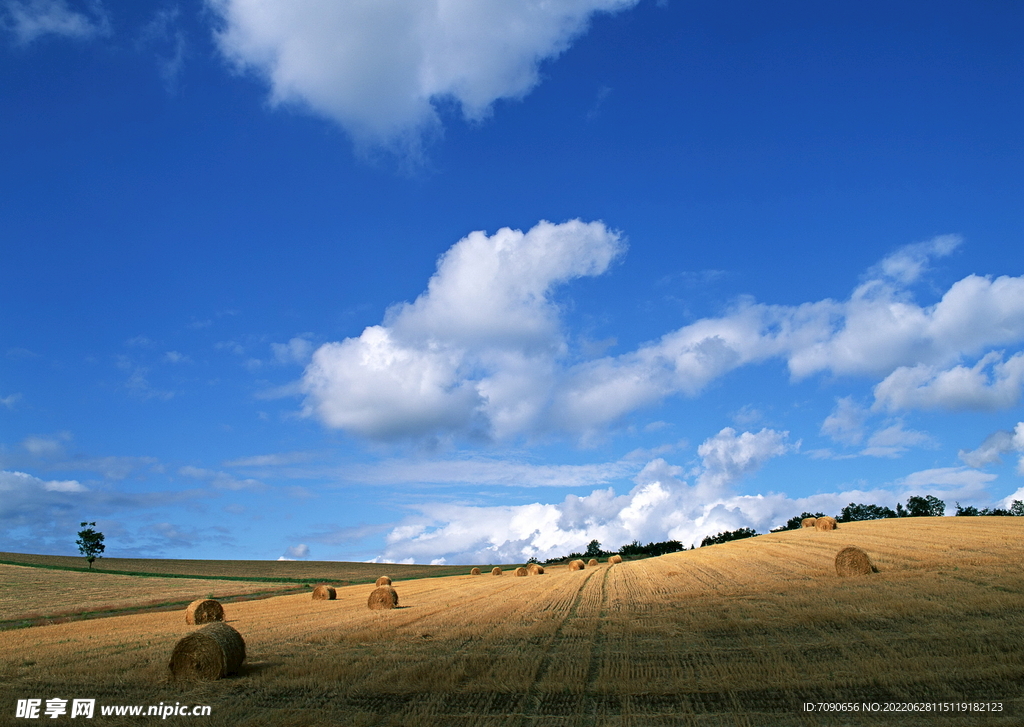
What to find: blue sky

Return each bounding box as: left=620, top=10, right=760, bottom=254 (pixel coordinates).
left=2, top=0, right=1023, bottom=564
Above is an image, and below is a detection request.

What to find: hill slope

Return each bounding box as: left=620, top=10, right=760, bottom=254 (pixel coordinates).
left=1, top=517, right=1022, bottom=726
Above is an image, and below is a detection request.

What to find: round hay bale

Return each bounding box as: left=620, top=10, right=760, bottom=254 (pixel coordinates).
left=470, top=567, right=481, bottom=575
left=491, top=567, right=502, bottom=575
left=835, top=546, right=877, bottom=576
left=514, top=566, right=528, bottom=577
left=815, top=516, right=838, bottom=531
left=801, top=517, right=817, bottom=528
left=588, top=558, right=599, bottom=567
left=375, top=576, right=392, bottom=587
left=569, top=559, right=585, bottom=571
left=184, top=599, right=224, bottom=625
left=527, top=563, right=544, bottom=575
left=168, top=622, right=245, bottom=681
left=608, top=554, right=623, bottom=564
left=311, top=585, right=336, bottom=600
left=367, top=585, right=398, bottom=610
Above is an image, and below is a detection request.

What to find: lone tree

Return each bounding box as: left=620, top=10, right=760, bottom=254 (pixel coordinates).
left=76, top=521, right=105, bottom=569
left=585, top=539, right=603, bottom=557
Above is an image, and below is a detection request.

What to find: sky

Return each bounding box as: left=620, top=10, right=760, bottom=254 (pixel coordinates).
left=2, top=0, right=1023, bottom=565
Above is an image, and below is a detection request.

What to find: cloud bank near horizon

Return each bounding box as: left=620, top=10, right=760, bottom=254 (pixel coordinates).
left=368, top=425, right=1014, bottom=565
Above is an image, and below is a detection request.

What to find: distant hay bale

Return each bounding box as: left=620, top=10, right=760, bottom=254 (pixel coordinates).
left=491, top=567, right=502, bottom=575
left=375, top=576, right=392, bottom=586
left=608, top=555, right=623, bottom=564
left=184, top=599, right=224, bottom=625
left=588, top=558, right=599, bottom=567
left=470, top=567, right=481, bottom=575
left=801, top=517, right=818, bottom=528
left=569, top=559, right=585, bottom=571
left=367, top=585, right=398, bottom=610
left=815, top=516, right=838, bottom=531
left=835, top=546, right=877, bottom=576
left=311, top=585, right=336, bottom=600
left=527, top=563, right=544, bottom=575
left=514, top=566, right=528, bottom=577
left=168, top=622, right=245, bottom=681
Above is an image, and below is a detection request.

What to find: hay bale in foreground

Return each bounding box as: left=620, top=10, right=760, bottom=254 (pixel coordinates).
left=184, top=599, right=224, bottom=625
left=588, top=558, right=599, bottom=567
left=527, top=563, right=544, bottom=575
left=367, top=585, right=398, bottom=610
left=835, top=546, right=877, bottom=576
left=311, top=585, right=336, bottom=600
left=168, top=622, right=245, bottom=681
left=470, top=567, right=481, bottom=575
left=815, top=516, right=838, bottom=531
left=608, top=554, right=623, bottom=564
left=491, top=567, right=502, bottom=575
left=801, top=517, right=818, bottom=528
left=514, top=566, right=528, bottom=577
left=569, top=559, right=585, bottom=571
left=375, top=576, right=392, bottom=586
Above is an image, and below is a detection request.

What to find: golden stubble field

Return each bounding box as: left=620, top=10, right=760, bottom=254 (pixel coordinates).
left=2, top=518, right=1022, bottom=726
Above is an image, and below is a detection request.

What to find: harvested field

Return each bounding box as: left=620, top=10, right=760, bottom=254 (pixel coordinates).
left=1, top=518, right=1022, bottom=726
left=0, top=564, right=298, bottom=626
left=0, top=552, right=474, bottom=583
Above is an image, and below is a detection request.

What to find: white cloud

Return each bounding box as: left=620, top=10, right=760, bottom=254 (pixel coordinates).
left=163, top=351, right=190, bottom=364
left=3, top=0, right=108, bottom=45
left=301, top=229, right=1024, bottom=444
left=694, top=427, right=792, bottom=491
left=374, top=428, right=792, bottom=563
left=271, top=336, right=314, bottom=366
left=870, top=234, right=961, bottom=285
left=21, top=433, right=70, bottom=457
left=209, top=0, right=639, bottom=152
left=1, top=392, right=21, bottom=409
left=873, top=351, right=1024, bottom=412
left=959, top=422, right=1024, bottom=474
left=278, top=543, right=309, bottom=560
left=301, top=219, right=624, bottom=440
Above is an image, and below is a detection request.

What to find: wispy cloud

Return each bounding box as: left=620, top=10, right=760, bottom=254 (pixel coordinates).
left=3, top=0, right=109, bottom=45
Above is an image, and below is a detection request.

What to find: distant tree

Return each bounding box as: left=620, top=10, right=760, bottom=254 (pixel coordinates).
left=701, top=527, right=757, bottom=547
left=76, top=521, right=105, bottom=569
left=585, top=540, right=603, bottom=557
left=527, top=556, right=539, bottom=564
left=905, top=495, right=945, bottom=517
left=837, top=503, right=897, bottom=523
left=780, top=512, right=826, bottom=531
left=618, top=540, right=644, bottom=557
left=1010, top=500, right=1024, bottom=516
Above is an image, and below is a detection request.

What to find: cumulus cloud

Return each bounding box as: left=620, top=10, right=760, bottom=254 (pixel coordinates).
left=374, top=427, right=792, bottom=563
left=2, top=0, right=109, bottom=45
left=301, top=219, right=625, bottom=440
left=873, top=351, right=1024, bottom=412
left=209, top=0, right=639, bottom=151
left=302, top=228, right=1024, bottom=444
